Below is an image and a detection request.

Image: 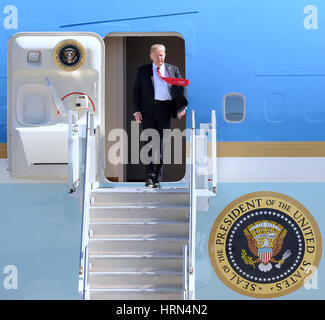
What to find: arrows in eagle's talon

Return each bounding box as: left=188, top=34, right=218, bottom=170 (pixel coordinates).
left=275, top=249, right=292, bottom=268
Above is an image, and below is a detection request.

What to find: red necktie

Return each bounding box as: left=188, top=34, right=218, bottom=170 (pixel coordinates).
left=157, top=66, right=189, bottom=86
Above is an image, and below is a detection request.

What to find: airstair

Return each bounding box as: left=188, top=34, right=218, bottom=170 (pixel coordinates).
left=87, top=188, right=189, bottom=300
left=72, top=110, right=217, bottom=300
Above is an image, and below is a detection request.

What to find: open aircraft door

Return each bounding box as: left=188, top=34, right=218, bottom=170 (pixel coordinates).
left=7, top=32, right=105, bottom=184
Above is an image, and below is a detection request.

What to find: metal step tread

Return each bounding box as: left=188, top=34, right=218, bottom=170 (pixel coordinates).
left=89, top=290, right=183, bottom=300
left=89, top=271, right=182, bottom=276
left=89, top=288, right=182, bottom=293
left=89, top=253, right=183, bottom=259
left=90, top=189, right=189, bottom=206
left=88, top=238, right=188, bottom=255
left=89, top=221, right=189, bottom=225
left=89, top=253, right=182, bottom=258
left=88, top=288, right=183, bottom=300
left=88, top=221, right=189, bottom=238
left=89, top=238, right=188, bottom=245
left=89, top=237, right=188, bottom=242
left=89, top=206, right=189, bottom=222
left=89, top=271, right=183, bottom=289
left=89, top=205, right=189, bottom=210
left=88, top=253, right=183, bottom=272
left=92, top=188, right=190, bottom=194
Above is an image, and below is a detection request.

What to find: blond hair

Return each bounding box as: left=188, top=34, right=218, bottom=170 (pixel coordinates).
left=150, top=44, right=166, bottom=54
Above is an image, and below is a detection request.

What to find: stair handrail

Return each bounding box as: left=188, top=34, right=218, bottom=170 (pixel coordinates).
left=78, top=111, right=94, bottom=299
left=211, top=110, right=217, bottom=193
left=188, top=110, right=197, bottom=299
left=182, top=244, right=189, bottom=300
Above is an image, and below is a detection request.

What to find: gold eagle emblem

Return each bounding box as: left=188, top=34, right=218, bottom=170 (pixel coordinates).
left=242, top=220, right=291, bottom=272
left=63, top=47, right=77, bottom=64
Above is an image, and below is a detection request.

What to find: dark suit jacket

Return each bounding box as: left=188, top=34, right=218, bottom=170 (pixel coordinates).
left=133, top=63, right=188, bottom=119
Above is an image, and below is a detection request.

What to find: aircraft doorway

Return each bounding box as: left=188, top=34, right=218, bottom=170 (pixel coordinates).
left=104, top=33, right=186, bottom=183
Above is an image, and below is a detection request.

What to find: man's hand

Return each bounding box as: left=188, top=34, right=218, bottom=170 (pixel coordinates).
left=177, top=109, right=186, bottom=119
left=134, top=111, right=142, bottom=124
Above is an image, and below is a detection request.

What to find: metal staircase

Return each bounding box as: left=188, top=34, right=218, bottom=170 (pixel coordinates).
left=87, top=187, right=189, bottom=300
left=72, top=110, right=217, bottom=300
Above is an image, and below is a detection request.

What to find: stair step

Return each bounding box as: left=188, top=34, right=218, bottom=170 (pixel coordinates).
left=88, top=238, right=187, bottom=255
left=88, top=221, right=189, bottom=239
left=90, top=188, right=190, bottom=206
left=89, top=288, right=182, bottom=300
left=89, top=205, right=189, bottom=222
left=88, top=254, right=183, bottom=272
left=88, top=271, right=183, bottom=289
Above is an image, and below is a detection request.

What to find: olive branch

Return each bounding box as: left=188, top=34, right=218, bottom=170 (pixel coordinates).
left=241, top=249, right=255, bottom=269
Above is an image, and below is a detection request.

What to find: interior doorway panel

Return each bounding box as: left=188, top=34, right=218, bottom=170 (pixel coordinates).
left=105, top=34, right=186, bottom=182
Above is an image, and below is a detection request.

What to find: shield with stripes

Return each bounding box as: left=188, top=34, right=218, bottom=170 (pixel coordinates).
left=258, top=247, right=273, bottom=264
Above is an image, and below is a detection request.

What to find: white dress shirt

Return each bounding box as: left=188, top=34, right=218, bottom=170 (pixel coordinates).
left=152, top=63, right=172, bottom=101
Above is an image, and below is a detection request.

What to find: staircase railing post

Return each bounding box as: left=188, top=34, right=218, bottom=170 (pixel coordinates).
left=188, top=110, right=196, bottom=299
left=182, top=244, right=189, bottom=300
left=78, top=111, right=94, bottom=299
left=211, top=110, right=217, bottom=193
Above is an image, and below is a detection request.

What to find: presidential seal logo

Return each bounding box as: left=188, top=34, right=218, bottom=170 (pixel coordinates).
left=209, top=191, right=322, bottom=298
left=54, top=40, right=86, bottom=71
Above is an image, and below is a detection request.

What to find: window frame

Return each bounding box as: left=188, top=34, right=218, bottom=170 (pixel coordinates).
left=223, top=93, right=246, bottom=123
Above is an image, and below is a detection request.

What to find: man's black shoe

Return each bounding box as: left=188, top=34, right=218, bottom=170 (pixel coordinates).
left=145, top=178, right=154, bottom=188
left=153, top=182, right=161, bottom=189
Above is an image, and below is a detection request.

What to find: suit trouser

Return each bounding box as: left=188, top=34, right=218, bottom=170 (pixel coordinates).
left=141, top=101, right=172, bottom=182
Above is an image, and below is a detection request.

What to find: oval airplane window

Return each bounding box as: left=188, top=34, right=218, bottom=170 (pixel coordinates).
left=223, top=93, right=245, bottom=123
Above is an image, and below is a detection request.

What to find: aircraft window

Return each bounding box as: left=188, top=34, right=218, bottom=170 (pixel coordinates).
left=223, top=93, right=245, bottom=123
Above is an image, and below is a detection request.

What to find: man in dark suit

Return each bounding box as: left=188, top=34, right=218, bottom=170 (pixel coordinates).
left=133, top=44, right=188, bottom=188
